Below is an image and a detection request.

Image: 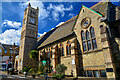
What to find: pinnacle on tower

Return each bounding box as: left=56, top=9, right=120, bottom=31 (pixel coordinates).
left=37, top=7, right=39, bottom=10
left=28, top=3, right=31, bottom=7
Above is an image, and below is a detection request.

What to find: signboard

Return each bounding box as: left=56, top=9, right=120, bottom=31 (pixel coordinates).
left=106, top=68, right=113, bottom=72
left=42, top=60, right=46, bottom=66
left=72, top=59, right=75, bottom=65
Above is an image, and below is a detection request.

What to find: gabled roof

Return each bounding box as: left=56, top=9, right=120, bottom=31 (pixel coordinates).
left=1, top=44, right=18, bottom=50
left=83, top=5, right=103, bottom=17
left=36, top=16, right=77, bottom=49
left=90, top=1, right=114, bottom=17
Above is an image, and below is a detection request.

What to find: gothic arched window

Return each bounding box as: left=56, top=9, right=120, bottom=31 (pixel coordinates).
left=81, top=31, right=85, bottom=41
left=90, top=27, right=97, bottom=50
left=86, top=30, right=90, bottom=40
left=90, top=27, right=95, bottom=38
left=59, top=43, right=64, bottom=56
left=81, top=27, right=97, bottom=52
left=66, top=41, right=71, bottom=55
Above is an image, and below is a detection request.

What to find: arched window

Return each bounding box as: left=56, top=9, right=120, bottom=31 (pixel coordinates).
left=49, top=48, right=52, bottom=58
left=83, top=42, right=87, bottom=52
left=87, top=41, right=92, bottom=51
left=59, top=44, right=64, bottom=56
left=90, top=27, right=97, bottom=50
left=92, top=39, right=97, bottom=49
left=86, top=30, right=90, bottom=40
left=66, top=41, right=71, bottom=55
left=90, top=27, right=95, bottom=38
left=81, top=31, right=85, bottom=41
left=81, top=27, right=97, bottom=52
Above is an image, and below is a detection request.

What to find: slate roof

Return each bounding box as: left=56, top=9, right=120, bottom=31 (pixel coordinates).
left=36, top=16, right=77, bottom=49
left=90, top=1, right=120, bottom=18
left=1, top=44, right=18, bottom=50
left=90, top=2, right=110, bottom=16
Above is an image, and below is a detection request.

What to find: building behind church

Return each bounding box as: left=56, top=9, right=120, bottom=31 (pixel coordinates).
left=15, top=1, right=120, bottom=80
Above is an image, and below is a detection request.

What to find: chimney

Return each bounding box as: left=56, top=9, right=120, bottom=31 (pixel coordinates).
left=14, top=43, right=15, bottom=46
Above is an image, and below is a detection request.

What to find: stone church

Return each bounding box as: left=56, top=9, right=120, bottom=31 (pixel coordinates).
left=15, top=0, right=120, bottom=79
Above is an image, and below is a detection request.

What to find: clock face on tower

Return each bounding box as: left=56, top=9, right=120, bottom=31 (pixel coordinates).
left=30, top=18, right=35, bottom=24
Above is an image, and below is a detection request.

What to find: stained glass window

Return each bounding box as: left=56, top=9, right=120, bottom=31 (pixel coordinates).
left=66, top=41, right=71, bottom=55
left=87, top=41, right=92, bottom=51
left=86, top=30, right=90, bottom=40
left=66, top=45, right=69, bottom=55
left=81, top=27, right=97, bottom=52
left=84, top=20, right=88, bottom=26
left=83, top=42, right=87, bottom=51
left=90, top=27, right=95, bottom=38
left=81, top=31, right=85, bottom=41
left=92, top=39, right=97, bottom=49
left=62, top=47, right=64, bottom=56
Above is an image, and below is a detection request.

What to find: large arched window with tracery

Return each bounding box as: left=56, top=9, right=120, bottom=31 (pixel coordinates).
left=66, top=41, right=71, bottom=55
left=81, top=27, right=97, bottom=52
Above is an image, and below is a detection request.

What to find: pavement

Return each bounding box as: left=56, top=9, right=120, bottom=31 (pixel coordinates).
left=0, top=71, right=36, bottom=80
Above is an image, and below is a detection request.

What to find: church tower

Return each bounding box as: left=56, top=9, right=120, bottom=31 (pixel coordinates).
left=18, top=3, right=39, bottom=70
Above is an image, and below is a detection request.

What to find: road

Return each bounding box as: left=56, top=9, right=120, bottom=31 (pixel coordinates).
left=0, top=73, right=40, bottom=80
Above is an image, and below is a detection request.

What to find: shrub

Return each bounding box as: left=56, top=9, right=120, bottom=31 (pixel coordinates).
left=55, top=64, right=67, bottom=75
left=22, top=66, right=31, bottom=72
left=53, top=74, right=64, bottom=80
left=28, top=68, right=35, bottom=74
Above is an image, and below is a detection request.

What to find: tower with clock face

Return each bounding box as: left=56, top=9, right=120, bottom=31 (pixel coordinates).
left=18, top=3, right=39, bottom=70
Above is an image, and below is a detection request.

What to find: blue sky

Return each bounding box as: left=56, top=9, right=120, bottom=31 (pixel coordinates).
left=0, top=0, right=119, bottom=45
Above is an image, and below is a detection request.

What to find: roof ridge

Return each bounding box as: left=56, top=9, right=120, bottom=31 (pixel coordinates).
left=83, top=5, right=103, bottom=16
left=90, top=1, right=102, bottom=9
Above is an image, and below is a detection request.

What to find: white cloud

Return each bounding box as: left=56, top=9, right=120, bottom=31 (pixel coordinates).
left=0, top=28, right=22, bottom=45
left=47, top=4, right=73, bottom=21
left=2, top=20, right=21, bottom=29
left=56, top=22, right=64, bottom=27
left=68, top=13, right=76, bottom=18
left=19, top=1, right=73, bottom=21
left=0, top=20, right=22, bottom=45
left=38, top=32, right=46, bottom=37
left=19, top=0, right=49, bottom=20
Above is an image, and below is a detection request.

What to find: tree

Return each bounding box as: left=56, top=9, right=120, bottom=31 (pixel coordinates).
left=29, top=50, right=39, bottom=61
left=29, top=50, right=39, bottom=74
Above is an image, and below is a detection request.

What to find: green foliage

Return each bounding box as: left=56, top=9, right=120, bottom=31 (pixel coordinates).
left=55, top=64, right=67, bottom=75
left=22, top=66, right=31, bottom=72
left=53, top=74, right=64, bottom=80
left=28, top=68, right=35, bottom=74
left=29, top=50, right=38, bottom=61
left=37, top=65, right=44, bottom=74
left=53, top=74, right=63, bottom=78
